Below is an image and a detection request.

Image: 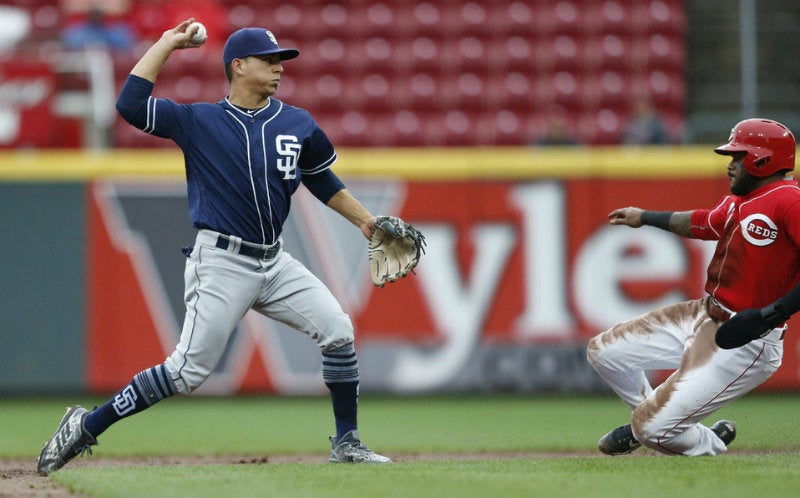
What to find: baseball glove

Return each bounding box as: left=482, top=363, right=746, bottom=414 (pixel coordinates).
left=368, top=215, right=426, bottom=288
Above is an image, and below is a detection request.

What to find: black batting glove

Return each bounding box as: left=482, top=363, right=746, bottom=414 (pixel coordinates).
left=715, top=303, right=789, bottom=350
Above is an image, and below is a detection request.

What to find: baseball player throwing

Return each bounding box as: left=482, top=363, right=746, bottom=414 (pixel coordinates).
left=588, top=118, right=800, bottom=456
left=38, top=20, right=394, bottom=473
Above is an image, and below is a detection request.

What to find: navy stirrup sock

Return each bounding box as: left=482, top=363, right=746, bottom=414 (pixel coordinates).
left=323, top=343, right=360, bottom=441
left=84, top=364, right=178, bottom=438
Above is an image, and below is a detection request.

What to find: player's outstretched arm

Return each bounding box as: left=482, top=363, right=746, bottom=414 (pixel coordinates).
left=130, top=18, right=206, bottom=83
left=609, top=207, right=694, bottom=237
left=326, top=189, right=376, bottom=240
left=608, top=207, right=645, bottom=227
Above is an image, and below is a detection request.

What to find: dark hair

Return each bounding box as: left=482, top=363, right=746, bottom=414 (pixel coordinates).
left=224, top=63, right=233, bottom=82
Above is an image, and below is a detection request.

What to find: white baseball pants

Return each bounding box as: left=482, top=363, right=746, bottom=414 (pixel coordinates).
left=587, top=297, right=783, bottom=456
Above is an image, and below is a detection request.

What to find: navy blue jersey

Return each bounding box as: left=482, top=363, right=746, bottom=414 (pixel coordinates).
left=116, top=75, right=345, bottom=245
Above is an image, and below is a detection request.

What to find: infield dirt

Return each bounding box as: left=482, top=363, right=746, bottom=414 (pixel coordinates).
left=1, top=451, right=601, bottom=498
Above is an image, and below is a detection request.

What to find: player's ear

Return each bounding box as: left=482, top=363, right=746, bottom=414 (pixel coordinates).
left=230, top=58, right=247, bottom=78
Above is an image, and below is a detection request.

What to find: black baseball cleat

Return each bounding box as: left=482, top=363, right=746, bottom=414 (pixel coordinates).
left=598, top=423, right=642, bottom=455
left=710, top=420, right=736, bottom=446
left=37, top=406, right=98, bottom=474
left=329, top=430, right=392, bottom=463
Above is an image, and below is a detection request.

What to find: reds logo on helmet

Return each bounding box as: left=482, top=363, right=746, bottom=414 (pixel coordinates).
left=740, top=213, right=779, bottom=246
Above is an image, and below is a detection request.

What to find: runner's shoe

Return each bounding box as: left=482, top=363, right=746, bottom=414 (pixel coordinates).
left=710, top=420, right=736, bottom=446
left=598, top=423, right=641, bottom=455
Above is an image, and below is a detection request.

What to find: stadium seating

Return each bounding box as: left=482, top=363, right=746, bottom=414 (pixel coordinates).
left=6, top=0, right=687, bottom=147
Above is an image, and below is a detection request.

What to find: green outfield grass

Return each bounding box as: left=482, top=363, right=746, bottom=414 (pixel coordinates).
left=2, top=394, right=800, bottom=497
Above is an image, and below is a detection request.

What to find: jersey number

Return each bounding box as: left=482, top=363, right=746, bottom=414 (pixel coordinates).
left=276, top=135, right=301, bottom=180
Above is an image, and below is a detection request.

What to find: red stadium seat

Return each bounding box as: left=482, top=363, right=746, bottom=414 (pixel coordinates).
left=438, top=1, right=491, bottom=37
left=346, top=110, right=423, bottom=147
left=227, top=3, right=255, bottom=30
left=631, top=0, right=686, bottom=35
left=549, top=1, right=586, bottom=36
left=436, top=35, right=487, bottom=73
left=417, top=109, right=480, bottom=146
left=582, top=1, right=634, bottom=36
left=385, top=3, right=425, bottom=38
left=282, top=73, right=349, bottom=112
left=253, top=2, right=350, bottom=40
left=340, top=72, right=393, bottom=111
left=295, top=37, right=347, bottom=74
left=402, top=72, right=441, bottom=109
left=641, top=69, right=686, bottom=108
left=313, top=111, right=369, bottom=147
left=269, top=4, right=304, bottom=33
left=435, top=71, right=486, bottom=110
left=388, top=110, right=428, bottom=146
left=576, top=108, right=628, bottom=145
left=485, top=35, right=535, bottom=73
left=583, top=34, right=638, bottom=71
left=336, top=37, right=395, bottom=75
left=403, top=2, right=443, bottom=37
left=478, top=1, right=530, bottom=37
left=596, top=70, right=631, bottom=108
left=548, top=71, right=580, bottom=107
left=484, top=72, right=534, bottom=110
left=391, top=36, right=442, bottom=73
left=476, top=109, right=532, bottom=145
left=551, top=34, right=583, bottom=71
left=643, top=33, right=686, bottom=70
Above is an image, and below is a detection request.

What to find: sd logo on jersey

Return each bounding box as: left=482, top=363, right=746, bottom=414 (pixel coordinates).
left=740, top=213, right=778, bottom=246
left=276, top=134, right=301, bottom=180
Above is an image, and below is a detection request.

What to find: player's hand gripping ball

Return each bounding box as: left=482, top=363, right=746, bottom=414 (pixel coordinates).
left=188, top=22, right=207, bottom=44
left=368, top=216, right=426, bottom=288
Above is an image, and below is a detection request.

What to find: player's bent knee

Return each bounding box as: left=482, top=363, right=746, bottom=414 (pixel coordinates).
left=164, top=358, right=206, bottom=394
left=320, top=332, right=355, bottom=351
left=315, top=314, right=355, bottom=351
left=585, top=334, right=611, bottom=368
left=586, top=336, right=601, bottom=365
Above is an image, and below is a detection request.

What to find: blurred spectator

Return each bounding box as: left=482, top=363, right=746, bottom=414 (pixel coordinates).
left=622, top=97, right=669, bottom=145
left=0, top=5, right=31, bottom=52
left=130, top=0, right=230, bottom=49
left=61, top=0, right=135, bottom=52
left=534, top=113, right=580, bottom=146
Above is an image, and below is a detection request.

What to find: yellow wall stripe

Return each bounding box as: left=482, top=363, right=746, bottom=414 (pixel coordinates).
left=0, top=146, right=726, bottom=181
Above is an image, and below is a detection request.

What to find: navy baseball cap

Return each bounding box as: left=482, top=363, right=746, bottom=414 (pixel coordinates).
left=222, top=28, right=300, bottom=65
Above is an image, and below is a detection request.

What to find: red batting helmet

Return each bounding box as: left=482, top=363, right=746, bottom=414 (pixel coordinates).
left=714, top=118, right=796, bottom=177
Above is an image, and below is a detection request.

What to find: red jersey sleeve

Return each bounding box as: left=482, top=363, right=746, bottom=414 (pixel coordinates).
left=689, top=196, right=733, bottom=241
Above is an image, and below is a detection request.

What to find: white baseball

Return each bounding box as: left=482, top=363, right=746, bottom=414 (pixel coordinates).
left=189, top=22, right=207, bottom=44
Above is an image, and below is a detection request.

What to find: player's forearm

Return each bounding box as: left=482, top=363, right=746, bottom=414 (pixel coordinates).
left=641, top=210, right=694, bottom=237
left=326, top=189, right=374, bottom=239
left=130, top=38, right=176, bottom=83
left=129, top=19, right=199, bottom=82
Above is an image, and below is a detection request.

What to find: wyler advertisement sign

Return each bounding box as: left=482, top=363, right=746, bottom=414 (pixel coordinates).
left=82, top=174, right=800, bottom=395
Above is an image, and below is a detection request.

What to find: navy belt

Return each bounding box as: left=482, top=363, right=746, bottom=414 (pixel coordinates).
left=215, top=235, right=280, bottom=260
